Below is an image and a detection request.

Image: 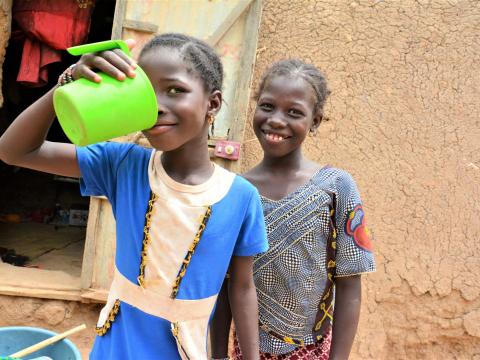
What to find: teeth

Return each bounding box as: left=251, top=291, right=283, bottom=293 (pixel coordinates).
left=266, top=133, right=285, bottom=142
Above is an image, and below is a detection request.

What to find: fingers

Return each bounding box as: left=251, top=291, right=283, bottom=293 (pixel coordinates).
left=102, top=50, right=136, bottom=78
left=111, top=49, right=137, bottom=72
left=125, top=38, right=137, bottom=51
left=73, top=62, right=101, bottom=83
left=74, top=48, right=137, bottom=83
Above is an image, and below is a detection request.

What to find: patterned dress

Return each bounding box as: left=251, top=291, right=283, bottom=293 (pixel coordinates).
left=76, top=142, right=268, bottom=360
left=233, top=166, right=375, bottom=359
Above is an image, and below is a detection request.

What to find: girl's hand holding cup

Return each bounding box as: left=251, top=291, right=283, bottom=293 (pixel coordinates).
left=72, top=39, right=138, bottom=83
left=54, top=39, right=158, bottom=146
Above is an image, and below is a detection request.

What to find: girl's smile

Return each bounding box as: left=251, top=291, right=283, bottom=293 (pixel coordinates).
left=146, top=122, right=177, bottom=136
left=253, top=75, right=320, bottom=158
left=262, top=130, right=291, bottom=143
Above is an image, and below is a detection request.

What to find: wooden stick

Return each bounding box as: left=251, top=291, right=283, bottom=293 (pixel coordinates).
left=9, top=324, right=87, bottom=358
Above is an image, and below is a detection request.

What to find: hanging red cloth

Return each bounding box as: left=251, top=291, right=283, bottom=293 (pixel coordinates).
left=13, top=0, right=95, bottom=87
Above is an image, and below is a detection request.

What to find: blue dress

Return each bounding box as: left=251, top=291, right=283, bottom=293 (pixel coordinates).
left=76, top=142, right=268, bottom=359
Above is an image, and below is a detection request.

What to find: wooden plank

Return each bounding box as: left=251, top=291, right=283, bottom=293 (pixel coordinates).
left=226, top=0, right=263, bottom=173
left=205, top=0, right=254, bottom=46
left=80, top=197, right=101, bottom=290
left=0, top=259, right=82, bottom=301
left=123, top=19, right=158, bottom=33
left=90, top=201, right=116, bottom=291
left=111, top=0, right=127, bottom=39
left=81, top=289, right=108, bottom=303
left=0, top=286, right=82, bottom=302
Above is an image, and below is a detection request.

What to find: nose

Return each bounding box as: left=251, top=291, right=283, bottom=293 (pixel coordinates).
left=155, top=89, right=168, bottom=116
left=156, top=97, right=167, bottom=116
left=266, top=112, right=286, bottom=128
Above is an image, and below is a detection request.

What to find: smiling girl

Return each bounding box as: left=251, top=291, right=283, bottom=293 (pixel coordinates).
left=0, top=34, right=268, bottom=360
left=211, top=59, right=376, bottom=360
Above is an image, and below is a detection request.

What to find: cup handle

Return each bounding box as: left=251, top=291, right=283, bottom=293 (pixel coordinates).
left=67, top=40, right=130, bottom=57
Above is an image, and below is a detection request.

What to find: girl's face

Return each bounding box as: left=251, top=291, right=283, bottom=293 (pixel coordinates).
left=139, top=48, right=221, bottom=152
left=253, top=74, right=321, bottom=158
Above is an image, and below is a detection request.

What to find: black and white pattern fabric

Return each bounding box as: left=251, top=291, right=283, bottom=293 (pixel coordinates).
left=254, top=166, right=376, bottom=355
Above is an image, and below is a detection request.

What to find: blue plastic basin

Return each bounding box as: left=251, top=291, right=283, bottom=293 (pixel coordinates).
left=0, top=326, right=81, bottom=360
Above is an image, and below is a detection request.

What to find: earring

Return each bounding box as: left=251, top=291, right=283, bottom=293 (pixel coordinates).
left=207, top=114, right=215, bottom=125
left=309, top=127, right=317, bottom=137
left=207, top=114, right=215, bottom=138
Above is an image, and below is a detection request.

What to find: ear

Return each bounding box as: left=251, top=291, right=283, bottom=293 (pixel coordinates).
left=207, top=90, right=222, bottom=117
left=310, top=110, right=323, bottom=132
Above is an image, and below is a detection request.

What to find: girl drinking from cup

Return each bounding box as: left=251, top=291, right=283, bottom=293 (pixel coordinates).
left=0, top=33, right=268, bottom=360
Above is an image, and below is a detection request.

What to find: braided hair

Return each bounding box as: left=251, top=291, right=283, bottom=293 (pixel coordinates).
left=140, top=33, right=223, bottom=93
left=257, top=59, right=330, bottom=114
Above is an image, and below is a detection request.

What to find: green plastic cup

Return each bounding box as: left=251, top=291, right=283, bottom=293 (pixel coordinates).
left=53, top=40, right=157, bottom=146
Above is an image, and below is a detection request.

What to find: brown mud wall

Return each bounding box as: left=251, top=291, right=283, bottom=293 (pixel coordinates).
left=242, top=1, right=480, bottom=359
left=0, top=1, right=478, bottom=359
left=0, top=295, right=100, bottom=359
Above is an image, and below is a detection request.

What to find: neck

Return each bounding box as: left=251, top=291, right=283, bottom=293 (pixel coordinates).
left=160, top=140, right=213, bottom=185
left=260, top=149, right=306, bottom=175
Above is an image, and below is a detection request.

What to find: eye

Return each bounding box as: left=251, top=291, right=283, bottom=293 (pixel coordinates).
left=167, top=87, right=185, bottom=95
left=288, top=109, right=304, bottom=118
left=258, top=103, right=273, bottom=111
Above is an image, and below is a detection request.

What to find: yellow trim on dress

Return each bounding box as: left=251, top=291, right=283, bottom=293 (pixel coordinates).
left=95, top=299, right=121, bottom=336
left=97, top=192, right=158, bottom=336
left=137, top=192, right=158, bottom=288
left=170, top=206, right=212, bottom=299
left=171, top=322, right=191, bottom=360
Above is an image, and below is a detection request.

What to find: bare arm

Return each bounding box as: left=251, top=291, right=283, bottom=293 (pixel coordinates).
left=0, top=40, right=137, bottom=177
left=329, top=275, right=362, bottom=360
left=210, top=278, right=232, bottom=358
left=0, top=88, right=80, bottom=177
left=229, top=256, right=260, bottom=360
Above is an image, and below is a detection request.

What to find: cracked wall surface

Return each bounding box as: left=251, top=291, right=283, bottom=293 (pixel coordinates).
left=0, top=295, right=100, bottom=359
left=242, top=1, right=480, bottom=359
left=0, top=1, right=478, bottom=359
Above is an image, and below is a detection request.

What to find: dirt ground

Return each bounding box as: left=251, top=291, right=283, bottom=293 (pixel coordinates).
left=0, top=222, right=85, bottom=276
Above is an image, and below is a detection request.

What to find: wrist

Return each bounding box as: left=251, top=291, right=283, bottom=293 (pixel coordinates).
left=57, top=64, right=77, bottom=86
